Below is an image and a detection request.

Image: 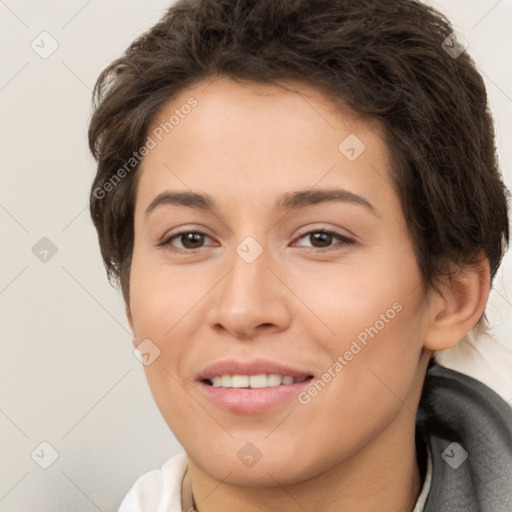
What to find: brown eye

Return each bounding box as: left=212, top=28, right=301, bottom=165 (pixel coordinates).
left=179, top=232, right=205, bottom=249
left=294, top=230, right=354, bottom=250
left=308, top=232, right=333, bottom=248
left=161, top=231, right=213, bottom=250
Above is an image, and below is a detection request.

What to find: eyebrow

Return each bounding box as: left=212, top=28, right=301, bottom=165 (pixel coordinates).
left=145, top=189, right=378, bottom=217
left=278, top=189, right=377, bottom=214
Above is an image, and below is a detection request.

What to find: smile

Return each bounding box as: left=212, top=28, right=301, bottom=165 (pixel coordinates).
left=206, top=374, right=311, bottom=388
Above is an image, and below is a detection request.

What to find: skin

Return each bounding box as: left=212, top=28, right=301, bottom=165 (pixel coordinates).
left=126, top=77, right=489, bottom=512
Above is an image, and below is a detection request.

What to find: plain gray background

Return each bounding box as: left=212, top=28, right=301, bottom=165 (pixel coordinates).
left=1, top=0, right=511, bottom=510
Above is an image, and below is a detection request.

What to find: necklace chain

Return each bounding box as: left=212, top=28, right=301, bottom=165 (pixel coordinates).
left=181, top=467, right=198, bottom=512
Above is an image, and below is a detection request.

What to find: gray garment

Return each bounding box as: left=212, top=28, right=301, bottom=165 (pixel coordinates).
left=417, top=364, right=512, bottom=512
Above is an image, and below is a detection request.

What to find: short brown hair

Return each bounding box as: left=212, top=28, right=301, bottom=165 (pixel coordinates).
left=88, top=0, right=509, bottom=319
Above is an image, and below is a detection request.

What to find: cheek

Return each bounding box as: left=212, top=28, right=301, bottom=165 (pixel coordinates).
left=293, top=256, right=421, bottom=344
left=299, top=250, right=427, bottom=405
left=129, top=258, right=202, bottom=432
left=294, top=296, right=427, bottom=468
left=129, top=251, right=202, bottom=339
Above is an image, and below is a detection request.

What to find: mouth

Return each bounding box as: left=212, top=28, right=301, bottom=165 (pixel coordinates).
left=202, top=374, right=314, bottom=388
left=196, top=358, right=315, bottom=413
left=198, top=374, right=315, bottom=414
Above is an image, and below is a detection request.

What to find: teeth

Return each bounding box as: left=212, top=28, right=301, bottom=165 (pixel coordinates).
left=266, top=374, right=282, bottom=387
left=232, top=375, right=249, bottom=388
left=209, top=374, right=308, bottom=388
left=250, top=374, right=269, bottom=388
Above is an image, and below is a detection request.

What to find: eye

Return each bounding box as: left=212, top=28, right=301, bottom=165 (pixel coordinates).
left=160, top=230, right=214, bottom=250
left=293, top=229, right=354, bottom=250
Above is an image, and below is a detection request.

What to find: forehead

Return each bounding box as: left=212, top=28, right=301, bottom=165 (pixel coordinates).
left=135, top=77, right=397, bottom=217
left=149, top=77, right=383, bottom=148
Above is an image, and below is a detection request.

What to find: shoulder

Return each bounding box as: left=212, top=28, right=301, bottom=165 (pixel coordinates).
left=419, top=329, right=512, bottom=511
left=118, top=451, right=188, bottom=512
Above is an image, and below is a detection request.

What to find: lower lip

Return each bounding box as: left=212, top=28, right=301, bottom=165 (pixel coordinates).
left=197, top=379, right=313, bottom=414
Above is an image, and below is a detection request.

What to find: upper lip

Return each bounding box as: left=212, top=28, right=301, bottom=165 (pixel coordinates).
left=197, top=358, right=314, bottom=381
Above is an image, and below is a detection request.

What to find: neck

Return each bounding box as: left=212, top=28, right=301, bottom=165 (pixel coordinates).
left=184, top=404, right=423, bottom=512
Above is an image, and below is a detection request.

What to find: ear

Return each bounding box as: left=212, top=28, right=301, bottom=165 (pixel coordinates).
left=423, top=257, right=490, bottom=351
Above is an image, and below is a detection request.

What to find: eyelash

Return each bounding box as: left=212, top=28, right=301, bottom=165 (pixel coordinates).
left=158, top=229, right=355, bottom=252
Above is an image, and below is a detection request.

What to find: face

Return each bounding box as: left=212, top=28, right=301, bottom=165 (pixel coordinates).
left=128, top=77, right=432, bottom=486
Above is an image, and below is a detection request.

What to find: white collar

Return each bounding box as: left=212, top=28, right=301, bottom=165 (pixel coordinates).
left=412, top=443, right=432, bottom=512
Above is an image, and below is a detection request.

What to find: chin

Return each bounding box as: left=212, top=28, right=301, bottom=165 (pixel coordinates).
left=186, top=437, right=318, bottom=487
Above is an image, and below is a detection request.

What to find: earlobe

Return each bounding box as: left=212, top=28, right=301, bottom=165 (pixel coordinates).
left=423, top=258, right=490, bottom=352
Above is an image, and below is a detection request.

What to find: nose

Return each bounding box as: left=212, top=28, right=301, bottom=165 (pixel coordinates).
left=206, top=242, right=292, bottom=340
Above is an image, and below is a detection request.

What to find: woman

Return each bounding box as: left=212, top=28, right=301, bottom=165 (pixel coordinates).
left=88, top=0, right=512, bottom=510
